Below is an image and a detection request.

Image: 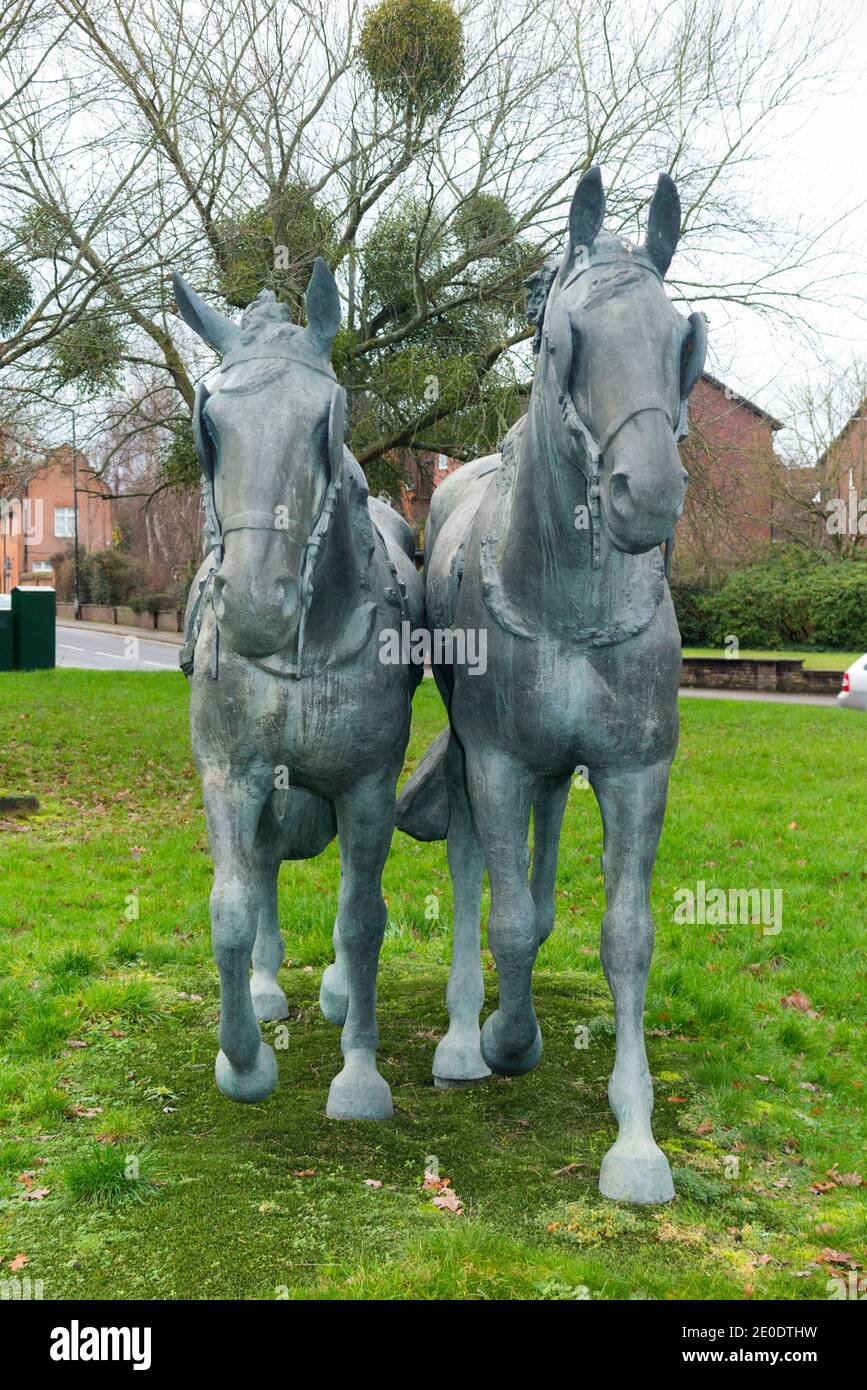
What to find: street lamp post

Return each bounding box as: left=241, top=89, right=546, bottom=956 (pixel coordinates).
left=71, top=409, right=81, bottom=620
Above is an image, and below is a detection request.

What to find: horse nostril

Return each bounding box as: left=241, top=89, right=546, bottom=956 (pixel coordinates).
left=609, top=472, right=630, bottom=510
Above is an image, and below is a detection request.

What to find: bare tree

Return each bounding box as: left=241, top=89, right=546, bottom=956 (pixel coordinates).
left=0, top=0, right=851, bottom=490
left=772, top=360, right=867, bottom=557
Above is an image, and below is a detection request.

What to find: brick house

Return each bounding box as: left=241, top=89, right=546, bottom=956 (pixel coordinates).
left=396, top=450, right=463, bottom=541
left=0, top=444, right=114, bottom=593
left=815, top=398, right=867, bottom=549
left=675, top=373, right=784, bottom=577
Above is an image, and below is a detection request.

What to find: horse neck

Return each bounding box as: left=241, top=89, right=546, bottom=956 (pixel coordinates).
left=497, top=372, right=641, bottom=634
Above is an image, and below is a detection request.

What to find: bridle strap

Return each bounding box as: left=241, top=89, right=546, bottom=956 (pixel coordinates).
left=595, top=397, right=675, bottom=456
left=220, top=509, right=310, bottom=546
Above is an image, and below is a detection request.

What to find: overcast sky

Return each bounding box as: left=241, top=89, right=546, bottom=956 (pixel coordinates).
left=701, top=1, right=866, bottom=448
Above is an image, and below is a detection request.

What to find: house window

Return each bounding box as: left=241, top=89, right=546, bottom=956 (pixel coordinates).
left=54, top=506, right=75, bottom=538
left=31, top=560, right=53, bottom=572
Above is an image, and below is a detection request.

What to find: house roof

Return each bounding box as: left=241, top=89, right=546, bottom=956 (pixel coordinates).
left=701, top=372, right=784, bottom=431
left=816, top=396, right=867, bottom=468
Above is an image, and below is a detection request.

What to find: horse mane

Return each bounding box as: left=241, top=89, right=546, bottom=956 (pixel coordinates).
left=524, top=257, right=559, bottom=354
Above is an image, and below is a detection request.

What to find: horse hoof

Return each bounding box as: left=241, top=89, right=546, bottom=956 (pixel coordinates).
left=326, top=1058, right=393, bottom=1121
left=598, top=1138, right=674, bottom=1204
left=319, top=967, right=348, bottom=1026
left=480, top=1011, right=542, bottom=1076
left=433, top=1030, right=491, bottom=1088
left=215, top=1042, right=278, bottom=1104
left=251, top=980, right=290, bottom=1022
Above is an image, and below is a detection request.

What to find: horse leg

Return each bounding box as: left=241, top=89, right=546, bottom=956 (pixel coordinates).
left=465, top=746, right=541, bottom=1076
left=531, top=774, right=572, bottom=946
left=326, top=765, right=399, bottom=1121
left=250, top=827, right=289, bottom=1023
left=591, top=759, right=674, bottom=1203
left=319, top=913, right=348, bottom=1026
left=204, top=773, right=278, bottom=1104
left=433, top=734, right=490, bottom=1088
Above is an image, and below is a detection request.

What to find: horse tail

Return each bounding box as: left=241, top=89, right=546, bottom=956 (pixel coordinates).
left=395, top=727, right=450, bottom=842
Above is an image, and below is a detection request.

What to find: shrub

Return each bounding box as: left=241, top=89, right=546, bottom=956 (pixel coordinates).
left=668, top=579, right=713, bottom=644
left=676, top=546, right=867, bottom=651
left=129, top=592, right=177, bottom=617
left=51, top=545, right=143, bottom=606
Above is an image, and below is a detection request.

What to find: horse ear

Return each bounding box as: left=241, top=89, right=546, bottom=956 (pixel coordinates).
left=305, top=256, right=340, bottom=354
left=566, top=166, right=605, bottom=255
left=680, top=311, right=707, bottom=399
left=171, top=272, right=240, bottom=355
left=645, top=173, right=681, bottom=277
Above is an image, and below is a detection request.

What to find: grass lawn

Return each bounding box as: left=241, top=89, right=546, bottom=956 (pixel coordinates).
left=0, top=670, right=865, bottom=1301
left=682, top=647, right=860, bottom=671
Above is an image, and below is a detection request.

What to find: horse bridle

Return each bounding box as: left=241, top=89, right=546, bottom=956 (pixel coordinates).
left=191, top=359, right=347, bottom=677
left=543, top=255, right=694, bottom=572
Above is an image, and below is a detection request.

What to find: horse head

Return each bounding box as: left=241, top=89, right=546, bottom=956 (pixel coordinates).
left=528, top=166, right=706, bottom=556
left=172, top=259, right=345, bottom=659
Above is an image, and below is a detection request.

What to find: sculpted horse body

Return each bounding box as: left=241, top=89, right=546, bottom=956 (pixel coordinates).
left=398, top=168, right=707, bottom=1201
left=176, top=260, right=422, bottom=1119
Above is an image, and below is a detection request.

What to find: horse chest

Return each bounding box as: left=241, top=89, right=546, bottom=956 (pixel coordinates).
left=452, top=608, right=680, bottom=776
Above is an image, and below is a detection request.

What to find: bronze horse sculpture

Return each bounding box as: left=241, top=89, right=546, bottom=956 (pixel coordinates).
left=175, top=259, right=423, bottom=1120
left=398, top=168, right=706, bottom=1201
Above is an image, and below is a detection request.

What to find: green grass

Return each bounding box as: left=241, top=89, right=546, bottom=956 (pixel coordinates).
left=0, top=669, right=865, bottom=1300
left=682, top=646, right=859, bottom=671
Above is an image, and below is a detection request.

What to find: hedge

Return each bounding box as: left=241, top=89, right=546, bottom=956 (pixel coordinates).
left=669, top=548, right=867, bottom=651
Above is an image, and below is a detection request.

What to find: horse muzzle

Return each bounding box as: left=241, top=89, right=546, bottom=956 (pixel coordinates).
left=212, top=570, right=300, bottom=659
left=600, top=418, right=687, bottom=554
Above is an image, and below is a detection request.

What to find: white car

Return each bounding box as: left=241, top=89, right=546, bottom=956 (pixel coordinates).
left=837, top=654, right=867, bottom=711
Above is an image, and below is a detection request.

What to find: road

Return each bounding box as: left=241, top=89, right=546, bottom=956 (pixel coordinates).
left=51, top=624, right=843, bottom=704
left=56, top=623, right=182, bottom=672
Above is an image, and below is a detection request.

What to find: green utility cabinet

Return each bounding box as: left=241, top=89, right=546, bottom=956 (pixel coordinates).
left=0, top=598, right=13, bottom=672
left=11, top=586, right=56, bottom=670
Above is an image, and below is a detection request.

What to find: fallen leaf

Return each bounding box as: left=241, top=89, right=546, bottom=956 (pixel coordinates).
left=363, top=1179, right=382, bottom=1189
left=809, top=1181, right=837, bottom=1195
left=293, top=1169, right=315, bottom=1178
left=780, top=991, right=819, bottom=1018
left=837, top=1172, right=863, bottom=1187
left=7, top=1254, right=29, bottom=1272
left=695, top=1120, right=713, bottom=1135
left=72, top=1106, right=102, bottom=1118
left=666, top=1096, right=688, bottom=1104
left=817, top=1248, right=861, bottom=1269
left=20, top=1187, right=50, bottom=1201
left=432, top=1188, right=462, bottom=1214
left=65, top=1039, right=87, bottom=1049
